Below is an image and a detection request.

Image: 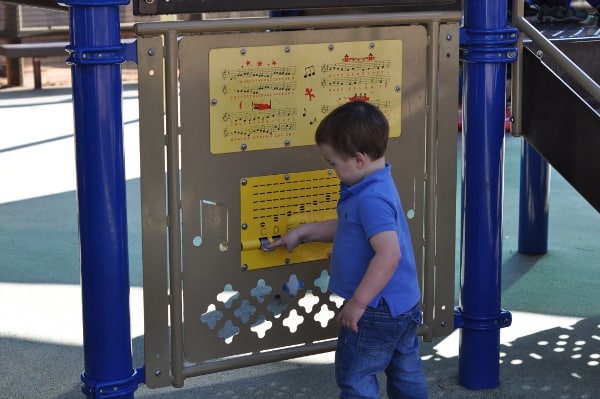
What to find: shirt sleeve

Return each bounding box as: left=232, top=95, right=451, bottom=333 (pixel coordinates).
left=358, top=195, right=397, bottom=239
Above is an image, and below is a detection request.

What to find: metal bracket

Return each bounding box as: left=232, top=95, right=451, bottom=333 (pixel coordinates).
left=67, top=43, right=128, bottom=66
left=453, top=306, right=512, bottom=331
left=81, top=367, right=145, bottom=398
left=460, top=26, right=519, bottom=63
left=122, top=40, right=138, bottom=65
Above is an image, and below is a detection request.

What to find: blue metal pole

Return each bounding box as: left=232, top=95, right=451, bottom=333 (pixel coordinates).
left=456, top=0, right=515, bottom=390
left=63, top=0, right=142, bottom=397
left=518, top=141, right=550, bottom=255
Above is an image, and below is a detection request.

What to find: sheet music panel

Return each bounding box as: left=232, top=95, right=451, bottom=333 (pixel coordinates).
left=209, top=40, right=402, bottom=154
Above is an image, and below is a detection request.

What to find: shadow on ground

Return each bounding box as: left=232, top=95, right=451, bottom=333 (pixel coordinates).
left=1, top=315, right=598, bottom=399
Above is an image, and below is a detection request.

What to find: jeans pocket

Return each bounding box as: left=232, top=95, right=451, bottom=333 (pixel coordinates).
left=357, top=318, right=399, bottom=360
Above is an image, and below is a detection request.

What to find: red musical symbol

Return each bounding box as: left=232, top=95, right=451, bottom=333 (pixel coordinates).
left=305, top=88, right=315, bottom=102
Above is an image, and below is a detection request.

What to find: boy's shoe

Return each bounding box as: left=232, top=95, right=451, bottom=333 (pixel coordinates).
left=537, top=4, right=588, bottom=23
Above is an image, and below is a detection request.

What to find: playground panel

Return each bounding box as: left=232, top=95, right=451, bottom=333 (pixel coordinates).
left=137, top=21, right=459, bottom=388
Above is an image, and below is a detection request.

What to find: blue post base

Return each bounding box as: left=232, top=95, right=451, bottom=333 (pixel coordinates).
left=455, top=307, right=512, bottom=390
left=459, top=329, right=501, bottom=389
left=81, top=368, right=144, bottom=399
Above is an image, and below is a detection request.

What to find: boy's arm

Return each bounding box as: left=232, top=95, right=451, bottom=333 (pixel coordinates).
left=337, top=230, right=401, bottom=332
left=267, top=219, right=337, bottom=251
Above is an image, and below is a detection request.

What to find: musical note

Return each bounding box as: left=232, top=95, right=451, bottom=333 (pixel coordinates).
left=222, top=82, right=297, bottom=96
left=222, top=66, right=296, bottom=81
left=321, top=60, right=391, bottom=73
left=320, top=75, right=390, bottom=88
left=304, top=65, right=316, bottom=78
left=221, top=108, right=297, bottom=126
left=223, top=122, right=297, bottom=138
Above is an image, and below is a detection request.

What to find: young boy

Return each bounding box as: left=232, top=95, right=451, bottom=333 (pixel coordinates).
left=268, top=101, right=428, bottom=398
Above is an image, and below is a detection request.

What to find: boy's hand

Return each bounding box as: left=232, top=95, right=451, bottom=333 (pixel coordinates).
left=337, top=298, right=367, bottom=333
left=264, top=220, right=336, bottom=252
left=264, top=229, right=302, bottom=252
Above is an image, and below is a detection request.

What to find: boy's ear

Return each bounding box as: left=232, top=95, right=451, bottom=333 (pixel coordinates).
left=354, top=152, right=367, bottom=168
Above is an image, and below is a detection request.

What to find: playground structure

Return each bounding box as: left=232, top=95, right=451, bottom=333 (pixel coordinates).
left=0, top=0, right=596, bottom=396
left=134, top=13, right=459, bottom=389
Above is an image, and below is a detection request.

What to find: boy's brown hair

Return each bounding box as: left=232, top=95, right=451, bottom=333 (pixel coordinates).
left=314, top=101, right=389, bottom=160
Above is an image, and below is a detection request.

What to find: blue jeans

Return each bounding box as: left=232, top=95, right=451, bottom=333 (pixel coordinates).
left=335, top=300, right=428, bottom=399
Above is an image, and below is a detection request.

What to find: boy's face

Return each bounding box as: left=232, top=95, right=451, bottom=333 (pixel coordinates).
left=318, top=143, right=364, bottom=186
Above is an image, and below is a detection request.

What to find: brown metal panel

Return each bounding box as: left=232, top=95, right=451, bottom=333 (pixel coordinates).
left=522, top=47, right=600, bottom=213
left=523, top=39, right=600, bottom=108
left=178, top=26, right=429, bottom=364
left=430, top=22, right=459, bottom=338
left=137, top=36, right=172, bottom=388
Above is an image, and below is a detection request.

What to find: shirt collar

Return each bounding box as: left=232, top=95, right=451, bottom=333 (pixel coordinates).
left=340, top=163, right=391, bottom=196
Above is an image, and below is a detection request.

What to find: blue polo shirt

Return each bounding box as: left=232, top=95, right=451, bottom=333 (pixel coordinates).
left=328, top=163, right=421, bottom=317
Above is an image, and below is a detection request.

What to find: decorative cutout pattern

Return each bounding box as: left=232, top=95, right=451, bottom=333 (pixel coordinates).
left=199, top=269, right=341, bottom=344
left=216, top=284, right=240, bottom=308
left=200, top=304, right=223, bottom=329
left=250, top=279, right=272, bottom=303
left=314, top=304, right=336, bottom=328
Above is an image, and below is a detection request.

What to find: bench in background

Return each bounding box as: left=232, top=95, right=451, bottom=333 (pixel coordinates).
left=0, top=41, right=68, bottom=89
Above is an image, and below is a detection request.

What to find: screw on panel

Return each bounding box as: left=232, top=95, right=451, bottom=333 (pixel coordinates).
left=441, top=321, right=447, bottom=327
left=446, top=34, right=452, bottom=41
left=285, top=46, right=291, bottom=53
left=242, top=264, right=248, bottom=271
left=242, top=223, right=248, bottom=230
left=211, top=98, right=217, bottom=106
left=241, top=143, right=248, bottom=151
left=284, top=174, right=290, bottom=181
left=240, top=48, right=247, bottom=55
left=147, top=48, right=155, bottom=56
left=369, top=42, right=375, bottom=49
left=241, top=179, right=247, bottom=186
left=395, top=85, right=401, bottom=92
left=507, top=51, right=516, bottom=59
left=536, top=50, right=543, bottom=59
left=328, top=44, right=334, bottom=51
left=284, top=139, right=291, bottom=146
